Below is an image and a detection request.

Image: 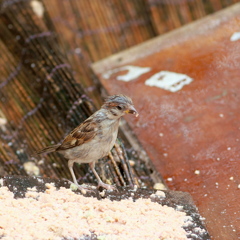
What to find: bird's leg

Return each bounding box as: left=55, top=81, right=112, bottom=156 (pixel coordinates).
left=68, top=160, right=80, bottom=185
left=89, top=161, right=116, bottom=191
left=68, top=160, right=93, bottom=192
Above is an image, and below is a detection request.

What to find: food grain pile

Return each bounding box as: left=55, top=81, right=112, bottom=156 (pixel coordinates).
left=0, top=183, right=195, bottom=240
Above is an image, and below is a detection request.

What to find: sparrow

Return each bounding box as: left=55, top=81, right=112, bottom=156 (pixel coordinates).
left=37, top=94, right=138, bottom=191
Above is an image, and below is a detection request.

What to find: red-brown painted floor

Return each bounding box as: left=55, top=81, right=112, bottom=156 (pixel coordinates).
left=92, top=4, right=240, bottom=240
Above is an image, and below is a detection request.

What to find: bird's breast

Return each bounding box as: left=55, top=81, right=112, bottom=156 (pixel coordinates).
left=98, top=119, right=119, bottom=151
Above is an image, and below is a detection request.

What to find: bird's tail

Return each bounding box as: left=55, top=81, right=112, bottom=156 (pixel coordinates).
left=36, top=144, right=61, bottom=154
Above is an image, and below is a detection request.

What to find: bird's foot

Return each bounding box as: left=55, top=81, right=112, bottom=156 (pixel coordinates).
left=76, top=184, right=96, bottom=194
left=97, top=181, right=117, bottom=191
left=63, top=179, right=95, bottom=193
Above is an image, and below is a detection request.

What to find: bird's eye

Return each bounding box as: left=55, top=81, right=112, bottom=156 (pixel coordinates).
left=117, top=106, right=122, bottom=110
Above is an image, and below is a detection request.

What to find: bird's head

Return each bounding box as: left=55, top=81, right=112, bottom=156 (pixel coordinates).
left=102, top=94, right=138, bottom=119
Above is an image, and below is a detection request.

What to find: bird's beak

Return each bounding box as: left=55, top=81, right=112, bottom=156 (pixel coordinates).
left=125, top=105, right=139, bottom=117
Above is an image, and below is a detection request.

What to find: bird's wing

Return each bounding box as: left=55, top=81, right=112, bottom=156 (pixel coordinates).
left=56, top=118, right=98, bottom=151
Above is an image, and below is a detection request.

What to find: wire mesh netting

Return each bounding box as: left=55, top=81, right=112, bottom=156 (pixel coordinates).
left=0, top=0, right=236, bottom=187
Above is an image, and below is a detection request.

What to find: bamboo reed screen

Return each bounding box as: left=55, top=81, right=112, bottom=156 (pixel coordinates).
left=0, top=0, right=236, bottom=187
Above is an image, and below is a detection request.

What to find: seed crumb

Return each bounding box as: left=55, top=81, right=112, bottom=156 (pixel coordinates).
left=45, top=182, right=55, bottom=189
left=153, top=182, right=167, bottom=190
left=176, top=205, right=184, bottom=211
left=194, top=170, right=200, bottom=175
left=70, top=183, right=79, bottom=191
left=100, top=190, right=106, bottom=197
left=155, top=190, right=166, bottom=198
left=133, top=185, right=138, bottom=191
left=128, top=160, right=135, bottom=166
left=150, top=190, right=166, bottom=199
left=0, top=178, right=3, bottom=186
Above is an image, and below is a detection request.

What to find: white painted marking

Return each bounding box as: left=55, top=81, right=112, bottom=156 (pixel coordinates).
left=230, top=32, right=240, bottom=41
left=30, top=0, right=44, bottom=18
left=103, top=65, right=151, bottom=82
left=145, top=71, right=193, bottom=92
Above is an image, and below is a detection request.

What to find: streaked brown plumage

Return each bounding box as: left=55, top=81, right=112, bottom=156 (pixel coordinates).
left=37, top=94, right=138, bottom=191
